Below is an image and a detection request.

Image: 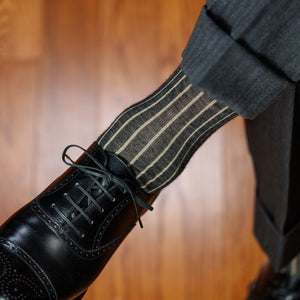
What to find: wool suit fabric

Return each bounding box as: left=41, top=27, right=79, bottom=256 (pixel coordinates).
left=181, top=0, right=300, bottom=271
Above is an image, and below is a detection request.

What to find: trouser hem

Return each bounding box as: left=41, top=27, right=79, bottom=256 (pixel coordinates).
left=181, top=5, right=290, bottom=119
left=254, top=189, right=300, bottom=271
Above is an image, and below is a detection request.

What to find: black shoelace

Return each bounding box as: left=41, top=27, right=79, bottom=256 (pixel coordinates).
left=51, top=144, right=153, bottom=238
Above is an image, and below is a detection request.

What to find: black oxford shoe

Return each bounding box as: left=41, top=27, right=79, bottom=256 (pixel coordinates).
left=0, top=142, right=158, bottom=299
left=247, top=261, right=300, bottom=300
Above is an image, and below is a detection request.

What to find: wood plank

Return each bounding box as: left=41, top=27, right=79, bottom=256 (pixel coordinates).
left=34, top=0, right=99, bottom=191
left=0, top=0, right=43, bottom=60
left=0, top=62, right=40, bottom=222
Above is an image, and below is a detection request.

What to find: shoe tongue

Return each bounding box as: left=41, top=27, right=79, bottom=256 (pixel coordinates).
left=85, top=142, right=134, bottom=180
left=104, top=150, right=135, bottom=180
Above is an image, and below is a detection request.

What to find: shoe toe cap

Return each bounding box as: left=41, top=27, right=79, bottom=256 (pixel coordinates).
left=0, top=240, right=52, bottom=299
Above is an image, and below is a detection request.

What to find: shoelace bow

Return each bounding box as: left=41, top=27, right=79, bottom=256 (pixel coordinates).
left=52, top=144, right=153, bottom=238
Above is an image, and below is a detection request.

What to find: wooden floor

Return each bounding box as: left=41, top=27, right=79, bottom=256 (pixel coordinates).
left=0, top=0, right=266, bottom=299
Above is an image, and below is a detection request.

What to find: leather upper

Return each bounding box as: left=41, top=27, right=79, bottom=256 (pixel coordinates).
left=0, top=142, right=158, bottom=299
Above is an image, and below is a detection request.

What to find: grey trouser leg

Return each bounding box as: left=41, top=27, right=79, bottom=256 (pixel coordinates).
left=181, top=0, right=300, bottom=270
left=246, top=80, right=300, bottom=271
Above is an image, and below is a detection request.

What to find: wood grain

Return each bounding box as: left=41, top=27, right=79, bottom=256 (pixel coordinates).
left=0, top=0, right=266, bottom=299
left=0, top=0, right=42, bottom=60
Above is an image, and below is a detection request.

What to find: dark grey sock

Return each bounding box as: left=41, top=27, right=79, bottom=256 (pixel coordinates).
left=98, top=66, right=237, bottom=194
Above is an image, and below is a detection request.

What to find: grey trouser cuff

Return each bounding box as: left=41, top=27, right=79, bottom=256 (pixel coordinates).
left=181, top=5, right=290, bottom=119
left=255, top=191, right=300, bottom=271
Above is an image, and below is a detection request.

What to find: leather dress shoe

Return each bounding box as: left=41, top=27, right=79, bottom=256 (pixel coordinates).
left=246, top=261, right=300, bottom=300
left=0, top=142, right=158, bottom=299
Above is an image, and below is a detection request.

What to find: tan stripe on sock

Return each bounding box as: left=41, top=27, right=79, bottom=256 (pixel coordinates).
left=129, top=93, right=211, bottom=166
left=135, top=98, right=217, bottom=179
left=115, top=83, right=192, bottom=155
left=142, top=110, right=235, bottom=193
left=291, top=257, right=298, bottom=276
left=98, top=69, right=183, bottom=146
left=100, top=72, right=186, bottom=149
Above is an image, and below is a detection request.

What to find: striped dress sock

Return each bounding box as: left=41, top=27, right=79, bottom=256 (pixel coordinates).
left=98, top=66, right=237, bottom=194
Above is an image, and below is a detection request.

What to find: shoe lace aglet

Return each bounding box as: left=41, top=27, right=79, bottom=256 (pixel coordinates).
left=138, top=217, right=143, bottom=229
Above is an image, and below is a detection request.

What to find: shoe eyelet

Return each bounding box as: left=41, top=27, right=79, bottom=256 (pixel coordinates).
left=111, top=197, right=116, bottom=202
left=81, top=233, right=85, bottom=238
left=75, top=182, right=79, bottom=187
left=101, top=180, right=108, bottom=188
left=90, top=220, right=94, bottom=225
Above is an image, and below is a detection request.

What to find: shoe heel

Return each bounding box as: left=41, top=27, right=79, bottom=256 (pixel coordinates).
left=73, top=290, right=87, bottom=300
